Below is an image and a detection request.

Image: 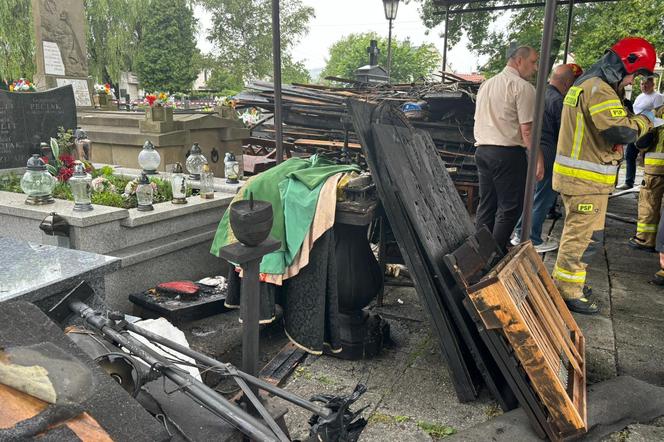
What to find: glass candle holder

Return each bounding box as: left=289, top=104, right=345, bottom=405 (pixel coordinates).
left=69, top=161, right=93, bottom=211
left=20, top=154, right=56, bottom=205
left=170, top=162, right=188, bottom=204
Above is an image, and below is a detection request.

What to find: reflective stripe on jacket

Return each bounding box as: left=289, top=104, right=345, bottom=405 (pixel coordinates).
left=553, top=77, right=652, bottom=195
left=644, top=106, right=664, bottom=175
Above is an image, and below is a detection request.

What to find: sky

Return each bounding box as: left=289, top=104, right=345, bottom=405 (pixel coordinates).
left=194, top=1, right=489, bottom=75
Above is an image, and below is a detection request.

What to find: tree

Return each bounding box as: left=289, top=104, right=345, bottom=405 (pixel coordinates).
left=0, top=0, right=35, bottom=80
left=415, top=0, right=664, bottom=77
left=199, top=0, right=314, bottom=83
left=320, top=32, right=441, bottom=83
left=85, top=0, right=149, bottom=85
left=136, top=0, right=199, bottom=92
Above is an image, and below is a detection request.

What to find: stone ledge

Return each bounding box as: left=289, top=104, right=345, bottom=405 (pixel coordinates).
left=0, top=190, right=129, bottom=227
left=113, top=224, right=218, bottom=267
left=121, top=192, right=233, bottom=228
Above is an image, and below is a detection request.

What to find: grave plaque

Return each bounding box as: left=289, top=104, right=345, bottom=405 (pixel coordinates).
left=32, top=0, right=93, bottom=108
left=0, top=86, right=77, bottom=169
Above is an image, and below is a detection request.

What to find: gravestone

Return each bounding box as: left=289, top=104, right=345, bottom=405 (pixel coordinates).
left=32, top=0, right=93, bottom=108
left=0, top=86, right=77, bottom=169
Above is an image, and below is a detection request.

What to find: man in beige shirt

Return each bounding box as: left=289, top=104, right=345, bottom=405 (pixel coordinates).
left=473, top=46, right=544, bottom=252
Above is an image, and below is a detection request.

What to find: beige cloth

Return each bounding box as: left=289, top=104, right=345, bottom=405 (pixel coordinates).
left=473, top=66, right=536, bottom=147
left=262, top=173, right=343, bottom=285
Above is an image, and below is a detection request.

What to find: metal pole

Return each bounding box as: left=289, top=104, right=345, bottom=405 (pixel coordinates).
left=272, top=0, right=284, bottom=164
left=240, top=259, right=261, bottom=396
left=442, top=6, right=449, bottom=82
left=563, top=0, right=574, bottom=63
left=69, top=301, right=279, bottom=442
left=387, top=18, right=393, bottom=83
left=124, top=321, right=332, bottom=417
left=520, top=0, right=557, bottom=242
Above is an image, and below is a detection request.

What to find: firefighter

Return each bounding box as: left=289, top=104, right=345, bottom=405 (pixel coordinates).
left=629, top=104, right=664, bottom=252
left=552, top=37, right=656, bottom=314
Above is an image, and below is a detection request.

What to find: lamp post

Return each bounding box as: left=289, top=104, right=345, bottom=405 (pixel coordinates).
left=383, top=0, right=400, bottom=82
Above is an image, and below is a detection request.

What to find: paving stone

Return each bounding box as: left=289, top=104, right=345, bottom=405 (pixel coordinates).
left=377, top=366, right=493, bottom=432
left=611, top=288, right=664, bottom=321
left=613, top=316, right=664, bottom=386
left=586, top=347, right=618, bottom=385
left=574, top=314, right=615, bottom=352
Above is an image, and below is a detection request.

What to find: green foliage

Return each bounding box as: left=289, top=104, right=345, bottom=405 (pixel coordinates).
left=416, top=421, right=456, bottom=438
left=0, top=173, right=22, bottom=193
left=321, top=33, right=441, bottom=83
left=0, top=0, right=34, bottom=80
left=136, top=0, right=199, bottom=92
left=416, top=0, right=664, bottom=78
left=91, top=190, right=128, bottom=208
left=55, top=127, right=75, bottom=155
left=282, top=58, right=311, bottom=85
left=205, top=67, right=244, bottom=93
left=93, top=165, right=116, bottom=178
left=200, top=0, right=314, bottom=84
left=53, top=182, right=73, bottom=201
left=85, top=0, right=149, bottom=84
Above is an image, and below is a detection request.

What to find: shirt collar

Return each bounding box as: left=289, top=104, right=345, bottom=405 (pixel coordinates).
left=503, top=66, right=521, bottom=78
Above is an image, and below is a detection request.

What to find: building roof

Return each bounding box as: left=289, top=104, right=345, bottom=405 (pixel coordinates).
left=453, top=72, right=485, bottom=83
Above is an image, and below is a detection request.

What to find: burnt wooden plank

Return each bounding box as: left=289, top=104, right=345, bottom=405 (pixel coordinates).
left=348, top=99, right=480, bottom=402
left=259, top=342, right=308, bottom=386
left=466, top=243, right=587, bottom=441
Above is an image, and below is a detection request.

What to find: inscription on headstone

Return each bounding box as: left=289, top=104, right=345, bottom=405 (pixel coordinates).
left=0, top=86, right=77, bottom=169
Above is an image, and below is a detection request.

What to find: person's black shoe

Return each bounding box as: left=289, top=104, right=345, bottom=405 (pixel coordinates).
left=651, top=270, right=664, bottom=286
left=616, top=183, right=633, bottom=190
left=565, top=297, right=599, bottom=315
left=628, top=237, right=657, bottom=253
left=583, top=285, right=593, bottom=298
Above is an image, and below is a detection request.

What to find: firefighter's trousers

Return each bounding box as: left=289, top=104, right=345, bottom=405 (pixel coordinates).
left=635, top=174, right=664, bottom=247
left=553, top=194, right=608, bottom=300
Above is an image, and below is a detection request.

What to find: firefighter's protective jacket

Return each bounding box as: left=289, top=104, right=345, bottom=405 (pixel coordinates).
left=552, top=77, right=652, bottom=195
left=642, top=106, right=664, bottom=176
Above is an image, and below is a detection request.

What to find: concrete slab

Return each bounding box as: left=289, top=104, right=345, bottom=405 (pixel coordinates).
left=377, top=366, right=494, bottom=432
left=449, top=376, right=664, bottom=442
left=613, top=316, right=664, bottom=386
left=611, top=287, right=664, bottom=321
left=604, top=423, right=664, bottom=441
left=574, top=314, right=615, bottom=352
left=586, top=347, right=618, bottom=384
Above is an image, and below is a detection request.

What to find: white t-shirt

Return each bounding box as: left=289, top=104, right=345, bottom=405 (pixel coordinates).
left=633, top=91, right=664, bottom=115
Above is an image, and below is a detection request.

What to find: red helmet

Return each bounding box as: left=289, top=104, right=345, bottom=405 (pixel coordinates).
left=610, top=37, right=657, bottom=75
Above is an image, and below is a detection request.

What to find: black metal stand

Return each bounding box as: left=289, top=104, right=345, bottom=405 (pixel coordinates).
left=218, top=238, right=281, bottom=398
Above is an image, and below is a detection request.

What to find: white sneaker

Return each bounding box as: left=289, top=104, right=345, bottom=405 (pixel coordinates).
left=510, top=236, right=520, bottom=246
left=534, top=239, right=559, bottom=253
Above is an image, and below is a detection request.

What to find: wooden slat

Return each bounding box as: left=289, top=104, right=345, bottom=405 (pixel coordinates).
left=466, top=242, right=587, bottom=441
left=0, top=384, right=112, bottom=441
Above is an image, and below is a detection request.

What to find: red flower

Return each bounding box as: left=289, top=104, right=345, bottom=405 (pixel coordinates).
left=59, top=154, right=75, bottom=167
left=146, top=94, right=157, bottom=106
left=57, top=167, right=73, bottom=182
left=40, top=156, right=49, bottom=164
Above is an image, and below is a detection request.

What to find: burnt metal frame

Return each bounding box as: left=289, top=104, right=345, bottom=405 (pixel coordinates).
left=432, top=0, right=620, bottom=240
left=49, top=281, right=342, bottom=442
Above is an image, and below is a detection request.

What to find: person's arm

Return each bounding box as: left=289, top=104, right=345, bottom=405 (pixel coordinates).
left=588, top=82, right=652, bottom=144
left=520, top=122, right=545, bottom=181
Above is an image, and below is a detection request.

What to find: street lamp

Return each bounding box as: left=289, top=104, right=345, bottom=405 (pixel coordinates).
left=383, top=0, right=400, bottom=82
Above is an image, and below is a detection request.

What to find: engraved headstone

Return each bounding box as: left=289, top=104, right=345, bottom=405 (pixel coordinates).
left=0, top=85, right=77, bottom=169
left=32, top=0, right=93, bottom=108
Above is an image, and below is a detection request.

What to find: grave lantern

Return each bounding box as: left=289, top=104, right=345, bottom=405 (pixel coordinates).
left=200, top=164, right=215, bottom=199
left=136, top=173, right=154, bottom=211
left=224, top=152, right=239, bottom=184
left=138, top=140, right=161, bottom=175
left=170, top=162, right=188, bottom=204
left=185, top=143, right=207, bottom=180
left=20, top=154, right=56, bottom=205
left=69, top=161, right=93, bottom=211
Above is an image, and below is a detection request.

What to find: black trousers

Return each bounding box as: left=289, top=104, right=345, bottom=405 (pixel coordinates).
left=475, top=145, right=528, bottom=252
